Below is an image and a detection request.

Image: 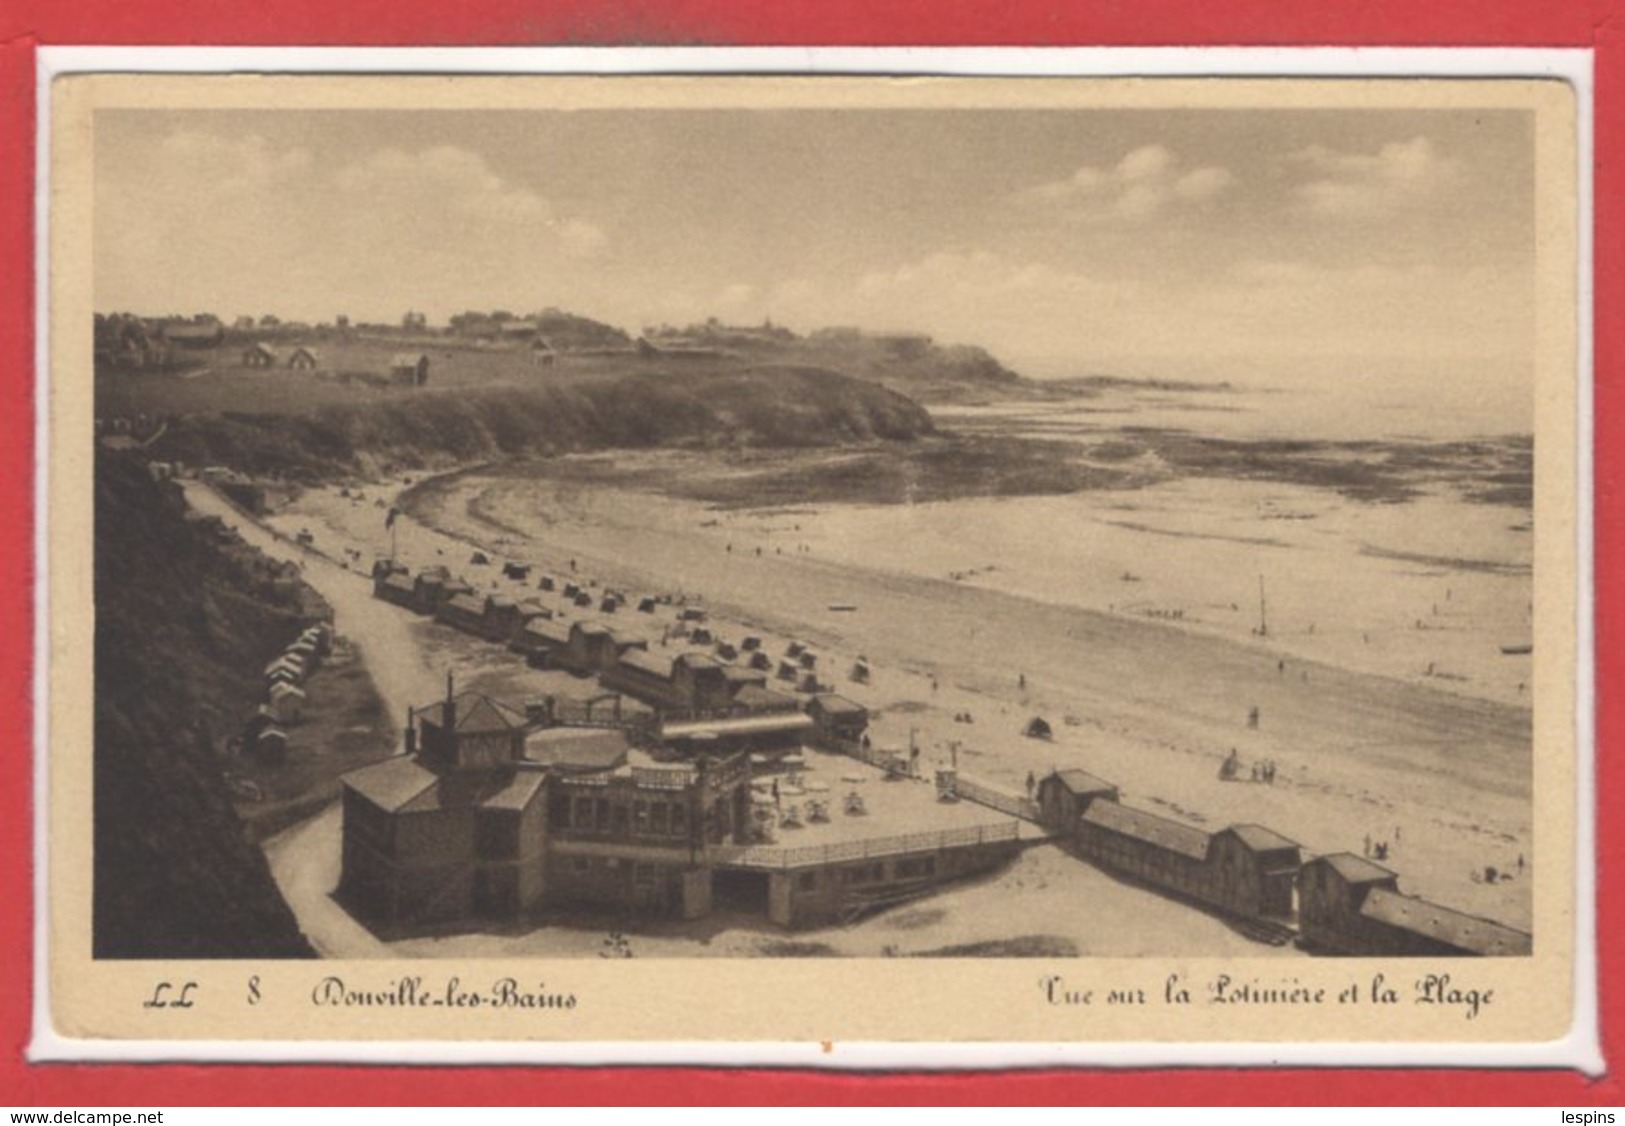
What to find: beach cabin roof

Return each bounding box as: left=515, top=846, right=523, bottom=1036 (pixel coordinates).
left=1316, top=852, right=1399, bottom=885
left=1082, top=801, right=1211, bottom=861
left=444, top=593, right=485, bottom=616
left=809, top=693, right=867, bottom=718
left=1048, top=769, right=1118, bottom=798
left=620, top=649, right=673, bottom=678
left=1359, top=887, right=1532, bottom=956
left=731, top=685, right=798, bottom=712
left=523, top=618, right=572, bottom=645
left=1224, top=824, right=1303, bottom=855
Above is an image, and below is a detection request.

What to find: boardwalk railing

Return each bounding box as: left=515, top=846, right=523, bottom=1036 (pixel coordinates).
left=710, top=821, right=1018, bottom=871
left=827, top=735, right=911, bottom=776
left=951, top=773, right=1041, bottom=823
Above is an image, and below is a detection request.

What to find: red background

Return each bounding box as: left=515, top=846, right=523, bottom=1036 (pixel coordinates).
left=1, top=0, right=1619, bottom=1105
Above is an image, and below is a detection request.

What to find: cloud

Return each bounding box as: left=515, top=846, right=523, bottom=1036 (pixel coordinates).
left=153, top=131, right=312, bottom=202
left=1012, top=146, right=1235, bottom=224
left=556, top=218, right=608, bottom=258
left=1288, top=137, right=1460, bottom=220
left=334, top=145, right=554, bottom=225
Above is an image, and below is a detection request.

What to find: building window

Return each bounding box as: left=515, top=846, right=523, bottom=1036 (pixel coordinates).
left=796, top=871, right=817, bottom=892
left=634, top=801, right=650, bottom=834
left=572, top=797, right=595, bottom=830
left=671, top=804, right=688, bottom=837
left=595, top=799, right=610, bottom=832
left=571, top=857, right=590, bottom=874
left=651, top=803, right=669, bottom=835
left=612, top=803, right=629, bottom=835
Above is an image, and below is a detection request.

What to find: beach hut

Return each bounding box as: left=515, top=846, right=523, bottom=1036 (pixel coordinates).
left=637, top=597, right=656, bottom=613
left=850, top=660, right=871, bottom=685
left=795, top=670, right=822, bottom=694
left=748, top=651, right=773, bottom=672
left=690, top=626, right=713, bottom=645
left=1024, top=716, right=1053, bottom=741
left=786, top=640, right=807, bottom=658
left=741, top=635, right=762, bottom=651
left=268, top=682, right=307, bottom=724
left=539, top=575, right=557, bottom=592
left=715, top=641, right=739, bottom=662
left=798, top=650, right=819, bottom=670
left=252, top=725, right=288, bottom=763
left=502, top=562, right=531, bottom=580
left=600, top=596, right=619, bottom=614
left=776, top=659, right=798, bottom=682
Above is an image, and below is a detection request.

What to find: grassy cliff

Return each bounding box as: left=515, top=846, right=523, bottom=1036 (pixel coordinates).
left=94, top=455, right=317, bottom=958
left=147, top=365, right=935, bottom=481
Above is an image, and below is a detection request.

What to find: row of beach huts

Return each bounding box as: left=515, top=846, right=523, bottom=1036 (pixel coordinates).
left=243, top=621, right=336, bottom=762
left=372, top=560, right=870, bottom=739
left=1034, top=769, right=1532, bottom=957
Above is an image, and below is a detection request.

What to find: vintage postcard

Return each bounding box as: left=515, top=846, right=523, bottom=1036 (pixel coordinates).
left=40, top=66, right=1587, bottom=1062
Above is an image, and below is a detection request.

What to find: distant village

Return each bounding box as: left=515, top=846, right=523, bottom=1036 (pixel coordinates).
left=92, top=306, right=927, bottom=384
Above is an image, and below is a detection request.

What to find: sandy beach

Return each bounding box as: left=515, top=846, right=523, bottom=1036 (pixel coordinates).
left=247, top=409, right=1533, bottom=948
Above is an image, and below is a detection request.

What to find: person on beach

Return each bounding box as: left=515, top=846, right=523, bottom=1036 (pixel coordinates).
left=1026, top=771, right=1036, bottom=797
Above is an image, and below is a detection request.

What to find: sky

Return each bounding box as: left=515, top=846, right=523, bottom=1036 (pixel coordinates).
left=94, top=105, right=1537, bottom=383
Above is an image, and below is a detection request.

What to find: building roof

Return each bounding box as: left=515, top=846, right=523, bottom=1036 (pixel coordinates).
left=809, top=693, right=867, bottom=717
left=243, top=341, right=278, bottom=357
left=290, top=346, right=320, bottom=361
left=662, top=712, right=815, bottom=741
left=721, top=665, right=767, bottom=684
left=1082, top=801, right=1212, bottom=861
left=269, top=682, right=306, bottom=700
left=444, top=593, right=485, bottom=615
left=1314, top=852, right=1399, bottom=886
left=523, top=618, right=572, bottom=645
left=523, top=726, right=632, bottom=772
left=619, top=649, right=673, bottom=678
left=345, top=754, right=548, bottom=815
left=479, top=770, right=548, bottom=812
left=730, top=685, right=799, bottom=712
left=1223, top=824, right=1303, bottom=854
left=344, top=755, right=440, bottom=814
left=1048, top=769, right=1118, bottom=797
left=417, top=692, right=529, bottom=734
left=390, top=352, right=428, bottom=367
left=571, top=621, right=611, bottom=639
left=383, top=573, right=416, bottom=593
left=484, top=594, right=518, bottom=612
left=1359, top=887, right=1532, bottom=956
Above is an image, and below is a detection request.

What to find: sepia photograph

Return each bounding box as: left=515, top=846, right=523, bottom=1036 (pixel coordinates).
left=42, top=70, right=1583, bottom=1050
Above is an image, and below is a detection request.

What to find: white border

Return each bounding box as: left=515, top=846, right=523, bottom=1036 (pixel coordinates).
left=30, top=45, right=1599, bottom=1073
